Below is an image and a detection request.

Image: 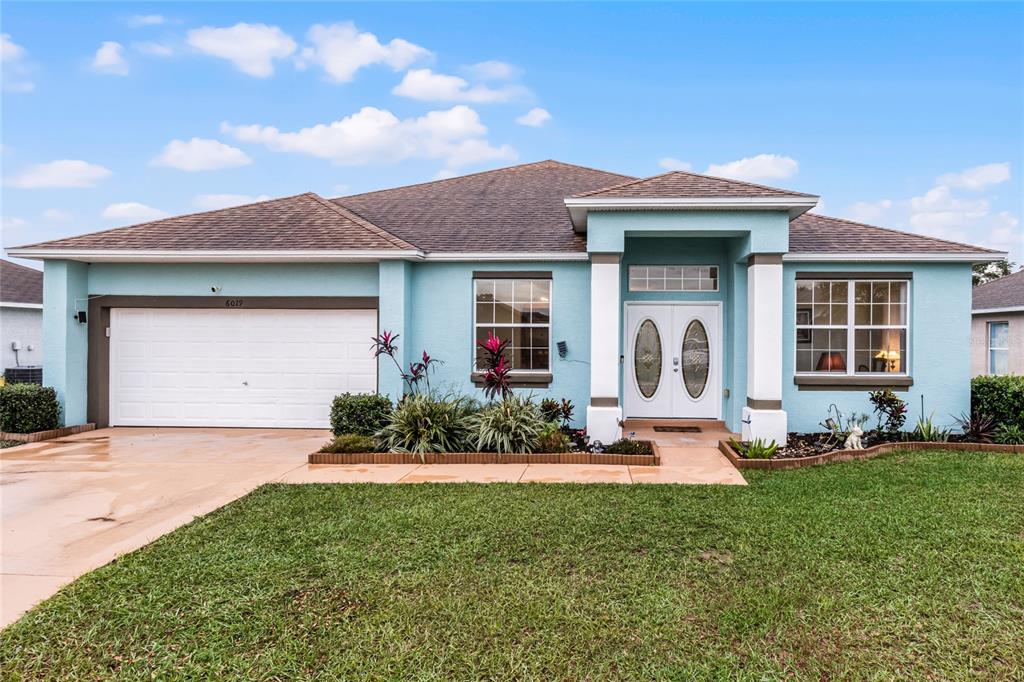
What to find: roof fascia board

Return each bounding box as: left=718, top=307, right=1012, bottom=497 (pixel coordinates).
left=972, top=305, right=1024, bottom=314
left=421, top=252, right=589, bottom=262
left=783, top=252, right=1006, bottom=263
left=0, top=301, right=43, bottom=309
left=4, top=248, right=425, bottom=263
left=565, top=196, right=819, bottom=230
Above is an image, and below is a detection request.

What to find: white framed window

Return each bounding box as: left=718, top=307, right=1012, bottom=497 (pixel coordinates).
left=988, top=322, right=1009, bottom=375
left=474, top=278, right=551, bottom=371
left=628, top=265, right=719, bottom=292
left=795, top=279, right=909, bottom=375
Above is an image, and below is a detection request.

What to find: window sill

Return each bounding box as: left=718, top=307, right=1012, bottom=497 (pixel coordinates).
left=793, top=375, right=913, bottom=391
left=471, top=372, right=553, bottom=388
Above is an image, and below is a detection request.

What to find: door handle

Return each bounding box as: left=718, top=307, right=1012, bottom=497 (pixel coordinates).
left=242, top=381, right=249, bottom=386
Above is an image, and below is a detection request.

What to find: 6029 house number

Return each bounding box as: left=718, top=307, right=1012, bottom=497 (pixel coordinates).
left=224, top=298, right=244, bottom=308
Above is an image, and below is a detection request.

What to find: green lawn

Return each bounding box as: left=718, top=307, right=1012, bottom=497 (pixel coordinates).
left=2, top=451, right=1022, bottom=680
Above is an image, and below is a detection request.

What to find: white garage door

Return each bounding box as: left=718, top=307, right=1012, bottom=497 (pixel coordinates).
left=109, top=308, right=377, bottom=428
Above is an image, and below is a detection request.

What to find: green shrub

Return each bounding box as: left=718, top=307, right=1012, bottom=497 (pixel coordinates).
left=972, top=375, right=1024, bottom=430
left=471, top=394, right=545, bottom=454
left=603, top=438, right=653, bottom=455
left=729, top=438, right=778, bottom=459
left=537, top=421, right=571, bottom=453
left=330, top=393, right=392, bottom=436
left=320, top=434, right=379, bottom=454
left=995, top=424, right=1024, bottom=445
left=869, top=389, right=908, bottom=435
left=0, top=384, right=61, bottom=433
left=378, top=393, right=476, bottom=459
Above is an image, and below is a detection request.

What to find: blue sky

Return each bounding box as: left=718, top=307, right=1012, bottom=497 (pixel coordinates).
left=3, top=2, right=1022, bottom=267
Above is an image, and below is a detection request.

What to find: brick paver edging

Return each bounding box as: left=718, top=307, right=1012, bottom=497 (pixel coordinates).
left=310, top=442, right=660, bottom=466
left=1, top=423, right=96, bottom=443
left=718, top=439, right=1024, bottom=470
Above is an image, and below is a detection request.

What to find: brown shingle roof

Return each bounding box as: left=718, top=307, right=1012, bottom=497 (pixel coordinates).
left=789, top=213, right=1001, bottom=255
left=1, top=259, right=43, bottom=304
left=15, top=193, right=416, bottom=251
left=973, top=269, right=1024, bottom=311
left=571, top=170, right=817, bottom=199
left=334, top=160, right=634, bottom=252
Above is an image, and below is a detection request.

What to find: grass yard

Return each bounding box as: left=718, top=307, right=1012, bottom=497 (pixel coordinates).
left=2, top=451, right=1022, bottom=680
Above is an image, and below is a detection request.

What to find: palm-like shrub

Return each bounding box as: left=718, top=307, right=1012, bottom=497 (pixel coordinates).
left=995, top=424, right=1024, bottom=445
left=953, top=411, right=996, bottom=443
left=378, top=393, right=477, bottom=459
left=471, top=394, right=545, bottom=454
left=911, top=414, right=951, bottom=442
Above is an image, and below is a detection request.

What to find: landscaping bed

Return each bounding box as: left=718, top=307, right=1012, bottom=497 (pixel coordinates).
left=2, top=450, right=1021, bottom=679
left=309, top=443, right=660, bottom=466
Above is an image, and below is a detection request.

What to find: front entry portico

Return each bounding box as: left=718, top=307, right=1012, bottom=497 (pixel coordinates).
left=624, top=302, right=722, bottom=419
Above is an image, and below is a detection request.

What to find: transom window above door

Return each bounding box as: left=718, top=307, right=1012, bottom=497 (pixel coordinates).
left=474, top=278, right=551, bottom=371
left=628, top=265, right=719, bottom=292
left=795, top=278, right=909, bottom=375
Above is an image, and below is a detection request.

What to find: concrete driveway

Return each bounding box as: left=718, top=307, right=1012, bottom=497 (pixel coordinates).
left=1, top=427, right=327, bottom=628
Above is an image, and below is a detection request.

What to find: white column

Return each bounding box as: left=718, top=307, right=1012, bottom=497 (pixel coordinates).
left=742, top=254, right=787, bottom=444
left=586, top=253, right=623, bottom=444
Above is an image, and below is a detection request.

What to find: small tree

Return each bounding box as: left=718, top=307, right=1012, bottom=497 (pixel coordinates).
left=973, top=259, right=1017, bottom=286
left=477, top=331, right=512, bottom=400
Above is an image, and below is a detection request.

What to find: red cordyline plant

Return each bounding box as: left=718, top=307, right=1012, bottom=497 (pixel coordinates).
left=372, top=331, right=443, bottom=395
left=477, top=331, right=513, bottom=400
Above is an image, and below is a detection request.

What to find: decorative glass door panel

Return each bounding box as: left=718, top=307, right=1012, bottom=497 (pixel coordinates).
left=633, top=319, right=662, bottom=399
left=681, top=320, right=709, bottom=399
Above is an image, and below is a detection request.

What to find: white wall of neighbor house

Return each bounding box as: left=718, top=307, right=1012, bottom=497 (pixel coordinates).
left=971, top=311, right=1024, bottom=376
left=1, top=306, right=43, bottom=369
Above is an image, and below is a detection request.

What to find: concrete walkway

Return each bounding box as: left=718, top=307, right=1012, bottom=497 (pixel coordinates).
left=1, top=426, right=743, bottom=627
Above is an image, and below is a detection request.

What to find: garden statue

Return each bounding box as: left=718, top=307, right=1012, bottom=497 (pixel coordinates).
left=843, top=425, right=864, bottom=450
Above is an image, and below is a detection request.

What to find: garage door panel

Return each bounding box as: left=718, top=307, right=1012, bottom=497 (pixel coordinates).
left=110, top=308, right=377, bottom=428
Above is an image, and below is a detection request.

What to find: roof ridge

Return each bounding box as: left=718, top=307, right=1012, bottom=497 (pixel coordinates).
left=333, top=160, right=634, bottom=201
left=11, top=193, right=304, bottom=250
left=302, top=192, right=419, bottom=251
left=801, top=212, right=1001, bottom=254
left=573, top=169, right=818, bottom=199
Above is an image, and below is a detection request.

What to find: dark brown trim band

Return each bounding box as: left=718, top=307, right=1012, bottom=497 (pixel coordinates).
left=747, top=253, right=784, bottom=266
left=472, top=271, right=552, bottom=280
left=793, top=375, right=913, bottom=391
left=470, top=372, right=552, bottom=388
left=590, top=253, right=622, bottom=264
left=87, top=295, right=379, bottom=427
left=795, top=271, right=913, bottom=280
left=746, top=398, right=782, bottom=410
left=590, top=397, right=619, bottom=407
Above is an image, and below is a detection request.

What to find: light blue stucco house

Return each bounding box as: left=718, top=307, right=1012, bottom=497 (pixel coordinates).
left=7, top=161, right=1004, bottom=443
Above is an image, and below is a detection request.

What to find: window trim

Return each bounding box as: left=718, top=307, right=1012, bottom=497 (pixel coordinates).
left=793, top=277, right=912, bottom=380
left=627, top=264, right=720, bottom=292
left=472, top=275, right=553, bottom=375
left=987, top=321, right=1010, bottom=375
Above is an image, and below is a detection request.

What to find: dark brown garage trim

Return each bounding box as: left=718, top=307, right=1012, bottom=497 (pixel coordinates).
left=87, top=295, right=378, bottom=427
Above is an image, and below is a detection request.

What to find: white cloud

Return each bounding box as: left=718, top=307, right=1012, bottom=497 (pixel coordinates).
left=705, top=154, right=798, bottom=182
left=658, top=157, right=692, bottom=172
left=907, top=185, right=989, bottom=234
left=393, top=68, right=526, bottom=103
left=2, top=33, right=26, bottom=62
left=433, top=169, right=458, bottom=180
left=187, top=23, right=296, bottom=77
left=134, top=41, right=174, bottom=57
left=91, top=41, right=129, bottom=75
left=222, top=104, right=516, bottom=169
left=193, top=193, right=271, bottom=210
left=464, top=60, right=518, bottom=80
left=516, top=108, right=552, bottom=127
left=2, top=34, right=34, bottom=92
left=9, top=160, right=112, bottom=188
left=42, top=208, right=73, bottom=222
left=845, top=199, right=893, bottom=223
left=986, top=211, right=1021, bottom=253
left=101, top=202, right=168, bottom=222
left=127, top=14, right=165, bottom=28
left=298, top=22, right=430, bottom=83
left=152, top=138, right=252, bottom=171
left=937, top=162, right=1011, bottom=191
left=1, top=216, right=29, bottom=234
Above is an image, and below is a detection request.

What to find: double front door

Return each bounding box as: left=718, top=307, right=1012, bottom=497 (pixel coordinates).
left=624, top=303, right=721, bottom=419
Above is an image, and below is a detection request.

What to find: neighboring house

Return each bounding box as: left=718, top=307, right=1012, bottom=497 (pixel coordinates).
left=6, top=161, right=1004, bottom=442
left=971, top=269, right=1024, bottom=376
left=0, top=259, right=44, bottom=375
